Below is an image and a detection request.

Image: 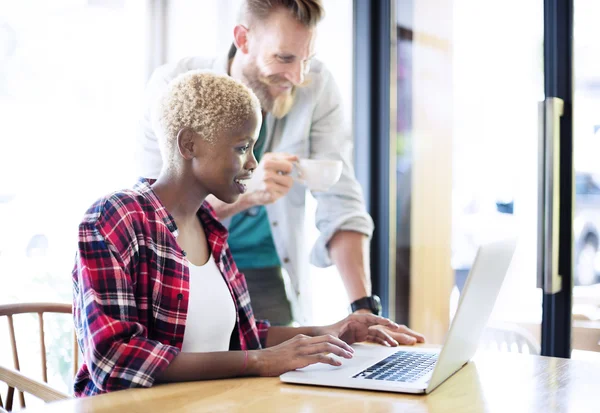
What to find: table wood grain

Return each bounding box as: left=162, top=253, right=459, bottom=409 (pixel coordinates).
left=23, top=350, right=600, bottom=413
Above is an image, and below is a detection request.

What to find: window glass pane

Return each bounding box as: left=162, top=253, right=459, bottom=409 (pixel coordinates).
left=0, top=0, right=148, bottom=396
left=572, top=0, right=600, bottom=360
left=166, top=0, right=240, bottom=61
left=394, top=0, right=545, bottom=350
left=306, top=0, right=353, bottom=325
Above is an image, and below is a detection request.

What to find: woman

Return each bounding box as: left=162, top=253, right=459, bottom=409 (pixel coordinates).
left=72, top=70, right=423, bottom=397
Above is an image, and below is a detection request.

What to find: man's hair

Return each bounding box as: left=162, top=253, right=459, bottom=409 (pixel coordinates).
left=240, top=0, right=325, bottom=28
left=151, top=70, right=260, bottom=171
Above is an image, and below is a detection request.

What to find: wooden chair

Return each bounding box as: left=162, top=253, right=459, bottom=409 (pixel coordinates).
left=480, top=320, right=541, bottom=355
left=0, top=303, right=77, bottom=411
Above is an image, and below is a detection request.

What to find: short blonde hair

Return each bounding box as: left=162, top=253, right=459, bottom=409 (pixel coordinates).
left=152, top=70, right=261, bottom=170
left=240, top=0, right=324, bottom=28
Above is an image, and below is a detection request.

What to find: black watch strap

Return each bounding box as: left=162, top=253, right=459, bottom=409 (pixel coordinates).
left=349, top=295, right=382, bottom=316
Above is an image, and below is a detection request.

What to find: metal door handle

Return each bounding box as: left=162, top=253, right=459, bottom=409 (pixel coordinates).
left=537, top=97, right=564, bottom=294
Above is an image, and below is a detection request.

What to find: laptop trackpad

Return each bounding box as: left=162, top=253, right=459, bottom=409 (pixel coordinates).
left=291, top=344, right=403, bottom=376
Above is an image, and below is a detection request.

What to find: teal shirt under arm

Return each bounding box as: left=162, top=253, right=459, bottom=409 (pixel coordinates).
left=227, top=120, right=281, bottom=269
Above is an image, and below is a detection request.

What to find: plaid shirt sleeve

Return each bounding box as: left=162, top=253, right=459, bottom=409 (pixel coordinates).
left=73, top=196, right=179, bottom=394
left=255, top=320, right=270, bottom=348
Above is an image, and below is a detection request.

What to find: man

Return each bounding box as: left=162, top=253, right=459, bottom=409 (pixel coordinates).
left=137, top=0, right=423, bottom=345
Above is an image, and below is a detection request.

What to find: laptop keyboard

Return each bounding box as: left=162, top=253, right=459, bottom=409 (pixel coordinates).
left=352, top=351, right=438, bottom=383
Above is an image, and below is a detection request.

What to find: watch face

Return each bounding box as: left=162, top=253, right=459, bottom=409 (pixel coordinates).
left=371, top=295, right=382, bottom=315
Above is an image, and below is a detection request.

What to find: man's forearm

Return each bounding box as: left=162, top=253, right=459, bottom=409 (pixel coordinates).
left=328, top=230, right=372, bottom=303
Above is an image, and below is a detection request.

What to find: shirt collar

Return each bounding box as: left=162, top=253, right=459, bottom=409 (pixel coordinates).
left=134, top=178, right=229, bottom=254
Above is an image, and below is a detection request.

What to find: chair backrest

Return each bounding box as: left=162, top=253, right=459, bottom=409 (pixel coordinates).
left=0, top=303, right=76, bottom=410
left=479, top=320, right=541, bottom=355
left=0, top=366, right=69, bottom=410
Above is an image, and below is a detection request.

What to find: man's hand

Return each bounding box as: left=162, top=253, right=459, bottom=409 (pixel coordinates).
left=317, top=313, right=405, bottom=346
left=206, top=152, right=299, bottom=220
left=351, top=309, right=426, bottom=346
left=364, top=325, right=426, bottom=346
left=244, top=152, right=298, bottom=206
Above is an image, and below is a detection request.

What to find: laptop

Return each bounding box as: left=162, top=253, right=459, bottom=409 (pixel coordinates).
left=280, top=238, right=517, bottom=394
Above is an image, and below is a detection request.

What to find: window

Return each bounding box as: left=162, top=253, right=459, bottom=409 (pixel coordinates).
left=0, top=0, right=149, bottom=396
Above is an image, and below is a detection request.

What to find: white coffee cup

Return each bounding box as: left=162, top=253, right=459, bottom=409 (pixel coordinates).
left=294, top=159, right=343, bottom=192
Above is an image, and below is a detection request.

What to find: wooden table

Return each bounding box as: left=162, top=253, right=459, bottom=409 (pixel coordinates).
left=24, top=350, right=600, bottom=413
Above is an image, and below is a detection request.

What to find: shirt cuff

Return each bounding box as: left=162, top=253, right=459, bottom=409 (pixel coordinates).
left=98, top=340, right=180, bottom=392
left=255, top=320, right=271, bottom=349
left=310, top=214, right=374, bottom=268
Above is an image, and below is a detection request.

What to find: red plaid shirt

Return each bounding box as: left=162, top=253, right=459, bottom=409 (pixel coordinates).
left=72, top=179, right=270, bottom=397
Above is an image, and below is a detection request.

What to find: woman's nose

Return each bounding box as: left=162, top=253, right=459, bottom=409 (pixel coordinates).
left=246, top=151, right=258, bottom=171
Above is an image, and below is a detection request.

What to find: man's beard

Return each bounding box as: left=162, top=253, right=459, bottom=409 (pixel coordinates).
left=242, top=65, right=296, bottom=119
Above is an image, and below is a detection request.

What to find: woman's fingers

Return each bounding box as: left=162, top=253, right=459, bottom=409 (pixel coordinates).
left=290, top=335, right=356, bottom=369
left=311, top=353, right=343, bottom=367
left=300, top=341, right=353, bottom=359
left=307, top=334, right=354, bottom=354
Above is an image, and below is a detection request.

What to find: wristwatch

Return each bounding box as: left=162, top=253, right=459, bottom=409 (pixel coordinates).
left=349, top=295, right=382, bottom=316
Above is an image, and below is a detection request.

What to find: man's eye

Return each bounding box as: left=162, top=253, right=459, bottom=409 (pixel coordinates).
left=237, top=145, right=250, bottom=154
left=277, top=55, right=293, bottom=63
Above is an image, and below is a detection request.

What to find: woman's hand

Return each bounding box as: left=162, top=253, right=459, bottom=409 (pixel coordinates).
left=319, top=314, right=426, bottom=347
left=253, top=334, right=355, bottom=377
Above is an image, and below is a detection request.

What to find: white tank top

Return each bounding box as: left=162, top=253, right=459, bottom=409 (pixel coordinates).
left=181, top=255, right=236, bottom=352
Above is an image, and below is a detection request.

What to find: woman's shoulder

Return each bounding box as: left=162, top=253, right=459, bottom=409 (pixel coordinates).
left=81, top=188, right=142, bottom=219
left=79, top=188, right=151, bottom=236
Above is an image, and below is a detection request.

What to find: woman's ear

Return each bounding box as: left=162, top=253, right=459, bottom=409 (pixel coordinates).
left=176, top=127, right=197, bottom=160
